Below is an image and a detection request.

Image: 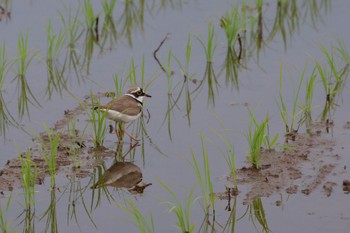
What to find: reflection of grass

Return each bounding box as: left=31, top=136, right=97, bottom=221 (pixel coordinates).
left=46, top=21, right=67, bottom=98
left=158, top=180, right=196, bottom=233
left=40, top=189, right=58, bottom=233
left=59, top=6, right=84, bottom=82
left=14, top=32, right=41, bottom=119
left=83, top=0, right=98, bottom=30
left=267, top=0, right=299, bottom=51
left=118, top=1, right=145, bottom=47
left=101, top=0, right=118, bottom=49
left=194, top=23, right=218, bottom=105
left=246, top=197, right=270, bottom=233
left=0, top=192, right=15, bottom=233
left=0, top=43, right=15, bottom=137
left=115, top=198, right=155, bottom=233
left=66, top=175, right=97, bottom=229
left=220, top=6, right=244, bottom=90
left=82, top=0, right=101, bottom=73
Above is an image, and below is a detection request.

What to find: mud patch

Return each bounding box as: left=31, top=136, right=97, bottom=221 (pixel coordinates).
left=228, top=124, right=348, bottom=203
left=0, top=92, right=131, bottom=192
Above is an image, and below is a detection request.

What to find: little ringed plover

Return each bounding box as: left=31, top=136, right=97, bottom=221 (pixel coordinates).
left=95, top=86, right=151, bottom=141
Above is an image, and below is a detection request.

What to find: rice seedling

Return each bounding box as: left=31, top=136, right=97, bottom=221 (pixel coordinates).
left=263, top=117, right=280, bottom=151
left=159, top=49, right=176, bottom=140
left=17, top=149, right=37, bottom=233
left=65, top=117, right=88, bottom=169
left=19, top=149, right=37, bottom=208
left=115, top=198, right=156, bottom=233
left=128, top=57, right=138, bottom=86
left=88, top=91, right=107, bottom=147
left=161, top=36, right=194, bottom=137
left=277, top=63, right=304, bottom=139
left=158, top=180, right=196, bottom=233
left=300, top=68, right=317, bottom=133
left=244, top=109, right=269, bottom=169
left=189, top=134, right=215, bottom=213
left=38, top=125, right=61, bottom=189
left=171, top=35, right=193, bottom=126
left=209, top=114, right=237, bottom=185
left=335, top=38, right=350, bottom=64
left=194, top=23, right=218, bottom=105
left=14, top=32, right=41, bottom=119
left=0, top=192, right=15, bottom=233
left=317, top=42, right=350, bottom=122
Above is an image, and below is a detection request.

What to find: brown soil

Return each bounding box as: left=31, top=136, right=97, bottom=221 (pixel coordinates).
left=0, top=92, right=123, bottom=193
left=221, top=123, right=350, bottom=204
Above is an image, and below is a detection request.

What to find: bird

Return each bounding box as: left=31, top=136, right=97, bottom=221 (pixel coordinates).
left=95, top=86, right=151, bottom=141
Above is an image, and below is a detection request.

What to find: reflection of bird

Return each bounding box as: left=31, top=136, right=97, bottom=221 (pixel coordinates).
left=95, top=87, right=151, bottom=141
left=91, top=162, right=151, bottom=193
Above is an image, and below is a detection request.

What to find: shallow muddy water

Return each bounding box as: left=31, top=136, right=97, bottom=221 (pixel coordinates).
left=0, top=0, right=350, bottom=233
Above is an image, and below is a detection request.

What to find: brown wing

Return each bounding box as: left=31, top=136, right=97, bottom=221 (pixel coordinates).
left=103, top=95, right=142, bottom=116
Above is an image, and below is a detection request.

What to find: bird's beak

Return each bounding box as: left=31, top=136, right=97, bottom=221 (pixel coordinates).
left=144, top=93, right=152, bottom=98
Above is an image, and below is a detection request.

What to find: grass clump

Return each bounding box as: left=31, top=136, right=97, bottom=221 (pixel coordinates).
left=189, top=134, right=215, bottom=212
left=158, top=180, right=196, bottom=233
left=88, top=91, right=107, bottom=147
left=244, top=109, right=269, bottom=169
left=38, top=125, right=61, bottom=189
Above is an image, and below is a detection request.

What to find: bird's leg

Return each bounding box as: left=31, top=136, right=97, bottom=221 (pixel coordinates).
left=122, top=128, right=140, bottom=142
left=115, top=122, right=124, bottom=142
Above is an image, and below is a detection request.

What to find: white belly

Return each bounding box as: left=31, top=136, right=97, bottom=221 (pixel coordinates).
left=104, top=109, right=141, bottom=123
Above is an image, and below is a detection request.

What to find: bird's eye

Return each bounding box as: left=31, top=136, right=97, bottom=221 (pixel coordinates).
left=136, top=90, right=143, bottom=95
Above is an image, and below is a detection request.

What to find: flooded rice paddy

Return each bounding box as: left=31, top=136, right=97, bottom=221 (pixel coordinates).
left=0, top=0, right=350, bottom=232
